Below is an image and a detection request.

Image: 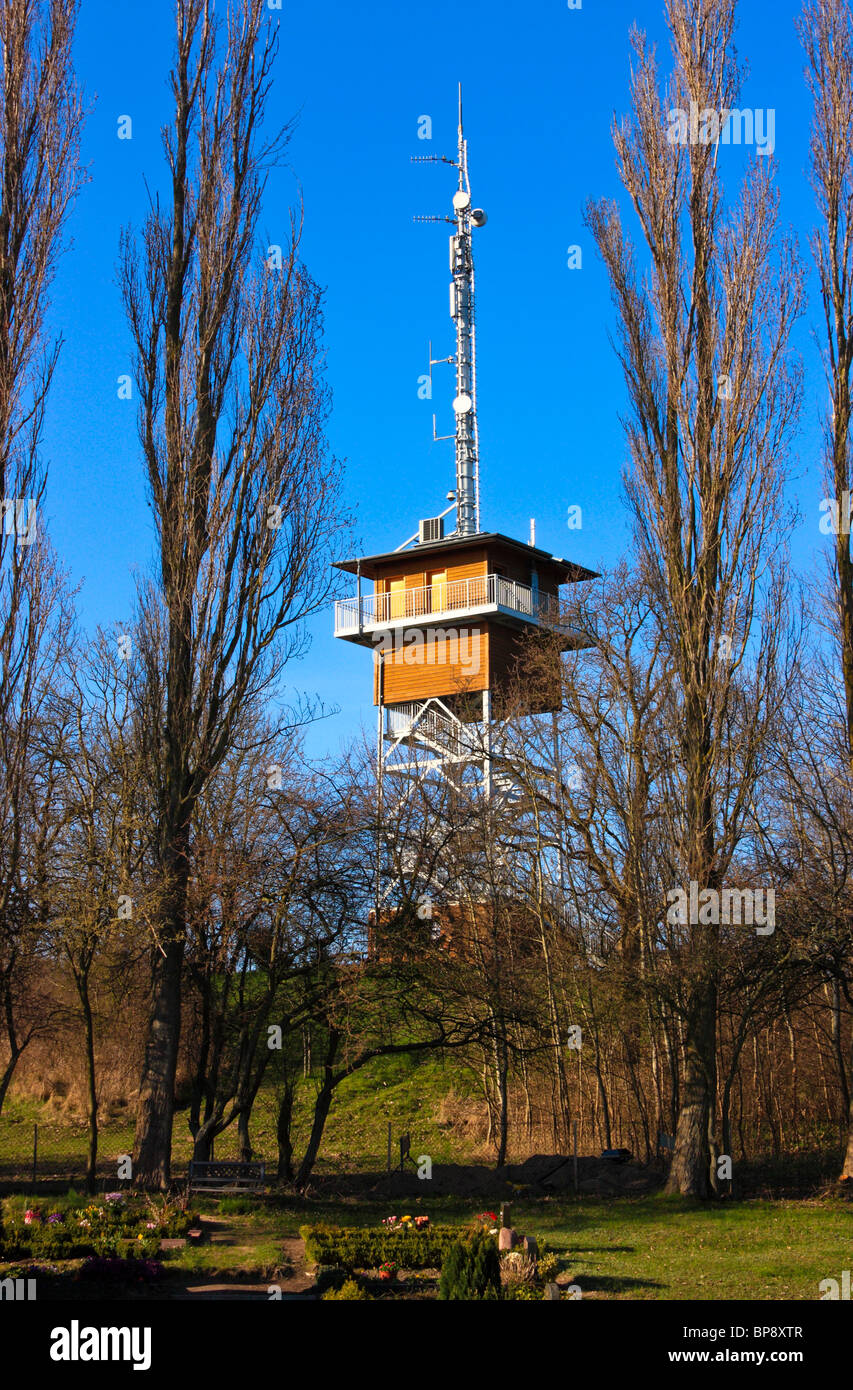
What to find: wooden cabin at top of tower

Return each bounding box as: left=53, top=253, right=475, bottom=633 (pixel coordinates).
left=333, top=523, right=597, bottom=720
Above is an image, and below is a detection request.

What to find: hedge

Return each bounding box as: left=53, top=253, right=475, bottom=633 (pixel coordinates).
left=300, top=1224, right=465, bottom=1271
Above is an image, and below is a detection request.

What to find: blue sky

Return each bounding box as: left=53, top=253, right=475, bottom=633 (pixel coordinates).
left=42, top=0, right=826, bottom=759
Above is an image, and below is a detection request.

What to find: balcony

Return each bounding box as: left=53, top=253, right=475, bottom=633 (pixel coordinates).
left=333, top=572, right=585, bottom=644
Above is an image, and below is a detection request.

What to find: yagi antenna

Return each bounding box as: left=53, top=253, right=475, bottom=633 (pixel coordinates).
left=412, top=84, right=487, bottom=536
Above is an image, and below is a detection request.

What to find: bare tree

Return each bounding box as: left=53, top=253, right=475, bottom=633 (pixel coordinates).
left=49, top=630, right=154, bottom=1190
left=800, top=0, right=853, bottom=1181
left=0, top=0, right=83, bottom=1111
left=182, top=731, right=358, bottom=1163
left=120, top=0, right=348, bottom=1186
left=585, top=0, right=803, bottom=1194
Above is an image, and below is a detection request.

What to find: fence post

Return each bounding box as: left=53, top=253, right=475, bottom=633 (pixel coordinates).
left=32, top=1123, right=38, bottom=1188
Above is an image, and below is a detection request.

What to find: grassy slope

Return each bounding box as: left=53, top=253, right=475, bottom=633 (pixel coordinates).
left=0, top=1050, right=484, bottom=1178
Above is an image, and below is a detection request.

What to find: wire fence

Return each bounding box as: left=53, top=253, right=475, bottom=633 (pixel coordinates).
left=0, top=1119, right=129, bottom=1188
left=0, top=1118, right=275, bottom=1190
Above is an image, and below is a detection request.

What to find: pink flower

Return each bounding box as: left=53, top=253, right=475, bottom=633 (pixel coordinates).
left=23, top=1210, right=38, bottom=1224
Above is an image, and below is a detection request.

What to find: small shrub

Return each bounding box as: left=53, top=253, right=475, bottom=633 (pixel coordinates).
left=438, top=1232, right=502, bottom=1301
left=501, top=1249, right=538, bottom=1286
left=322, top=1278, right=372, bottom=1301
left=537, top=1252, right=560, bottom=1282
left=313, top=1264, right=350, bottom=1294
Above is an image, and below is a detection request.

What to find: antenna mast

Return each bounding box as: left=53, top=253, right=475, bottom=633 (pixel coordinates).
left=450, top=84, right=483, bottom=536
left=413, top=87, right=487, bottom=536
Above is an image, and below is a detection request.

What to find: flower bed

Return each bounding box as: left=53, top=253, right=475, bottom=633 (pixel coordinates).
left=78, top=1255, right=166, bottom=1285
left=0, top=1194, right=197, bottom=1262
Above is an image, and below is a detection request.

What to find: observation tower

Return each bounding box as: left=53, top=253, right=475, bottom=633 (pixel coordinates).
left=331, top=91, right=596, bottom=919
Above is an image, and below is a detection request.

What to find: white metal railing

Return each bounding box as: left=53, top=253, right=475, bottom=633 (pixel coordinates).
left=334, top=572, right=562, bottom=635
left=385, top=701, right=466, bottom=755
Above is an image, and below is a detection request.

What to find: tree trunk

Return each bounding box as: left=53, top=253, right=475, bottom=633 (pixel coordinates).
left=842, top=1030, right=853, bottom=1180
left=133, top=933, right=184, bottom=1188
left=237, top=1109, right=252, bottom=1163
left=0, top=981, right=23, bottom=1117
left=79, top=980, right=98, bottom=1195
left=295, top=1029, right=340, bottom=1189
left=188, top=972, right=212, bottom=1139
left=590, top=1037, right=612, bottom=1150
left=0, top=1054, right=20, bottom=1116
left=493, top=1026, right=509, bottom=1169
left=276, top=1074, right=295, bottom=1183
left=192, top=1124, right=215, bottom=1162
left=624, top=1043, right=652, bottom=1162
left=666, top=978, right=717, bottom=1198
left=662, top=1013, right=679, bottom=1135
left=829, top=979, right=849, bottom=1130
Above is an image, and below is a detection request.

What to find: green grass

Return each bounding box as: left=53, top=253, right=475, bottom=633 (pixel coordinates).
left=534, top=1195, right=853, bottom=1300
left=2, top=1189, right=848, bottom=1296
left=286, top=1194, right=851, bottom=1299
left=130, top=1195, right=853, bottom=1297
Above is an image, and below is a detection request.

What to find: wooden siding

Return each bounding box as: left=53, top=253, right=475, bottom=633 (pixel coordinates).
left=374, top=620, right=562, bottom=714
left=379, top=624, right=488, bottom=704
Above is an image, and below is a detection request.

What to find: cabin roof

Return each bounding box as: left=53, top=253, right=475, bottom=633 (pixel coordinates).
left=332, top=531, right=598, bottom=586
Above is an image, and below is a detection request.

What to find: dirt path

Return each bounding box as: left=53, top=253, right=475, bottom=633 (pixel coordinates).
left=169, top=1235, right=316, bottom=1300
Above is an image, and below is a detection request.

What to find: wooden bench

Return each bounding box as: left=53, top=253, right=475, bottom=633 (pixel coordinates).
left=187, top=1160, right=266, bottom=1194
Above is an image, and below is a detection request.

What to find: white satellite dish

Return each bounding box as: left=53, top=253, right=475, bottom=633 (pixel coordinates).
left=453, top=394, right=473, bottom=414
left=452, top=190, right=471, bottom=210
